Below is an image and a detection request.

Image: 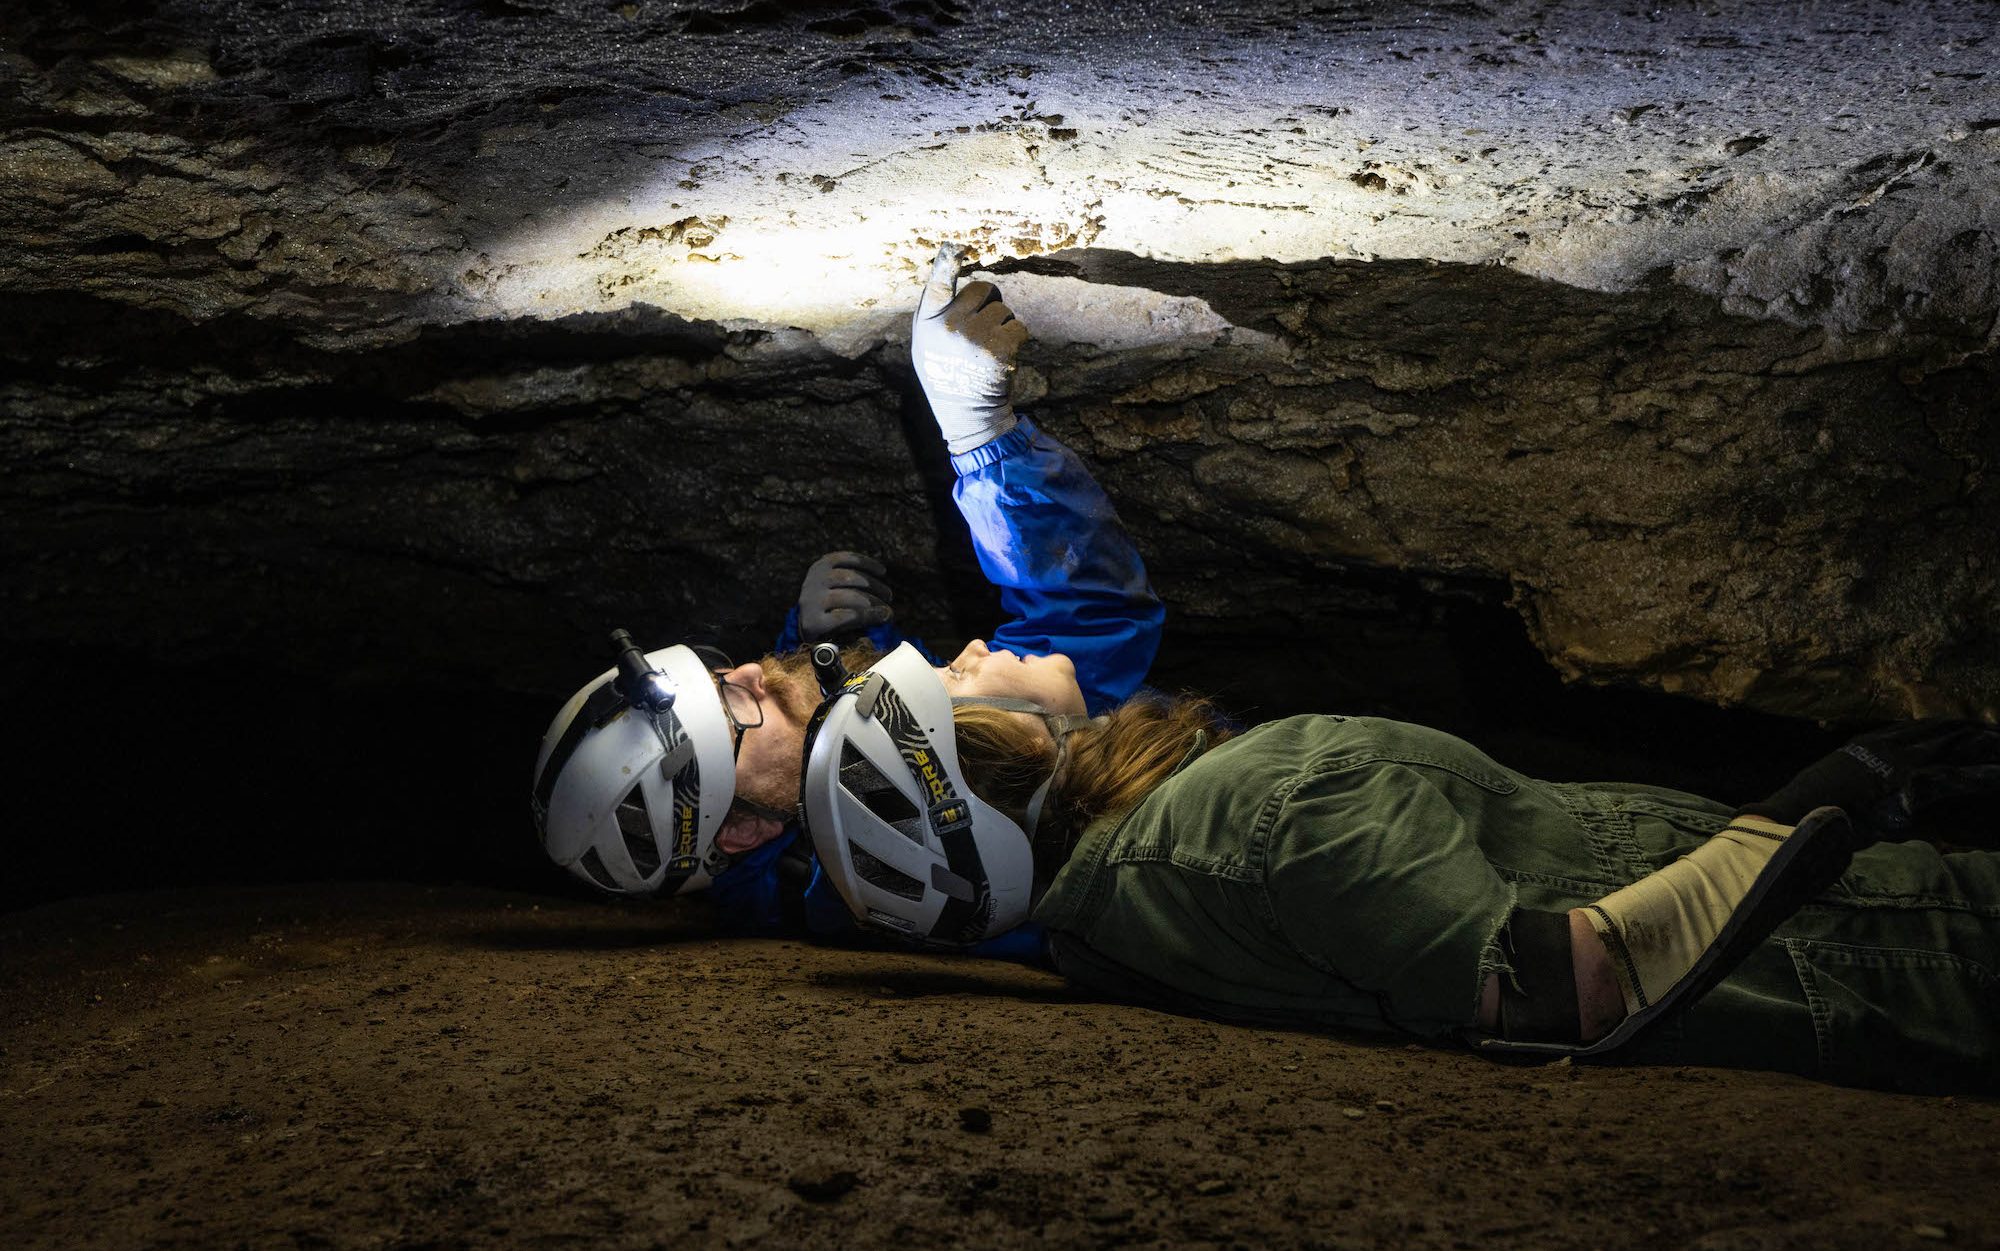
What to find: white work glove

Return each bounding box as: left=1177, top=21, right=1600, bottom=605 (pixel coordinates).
left=911, top=243, right=1029, bottom=455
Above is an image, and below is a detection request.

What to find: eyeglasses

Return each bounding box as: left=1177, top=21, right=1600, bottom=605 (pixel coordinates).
left=714, top=674, right=764, bottom=759
left=689, top=646, right=764, bottom=761
left=691, top=646, right=791, bottom=827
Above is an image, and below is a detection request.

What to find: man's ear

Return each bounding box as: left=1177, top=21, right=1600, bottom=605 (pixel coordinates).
left=727, top=661, right=768, bottom=698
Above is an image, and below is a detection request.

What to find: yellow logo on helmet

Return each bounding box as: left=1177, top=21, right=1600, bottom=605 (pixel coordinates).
left=666, top=800, right=699, bottom=872
left=911, top=747, right=948, bottom=803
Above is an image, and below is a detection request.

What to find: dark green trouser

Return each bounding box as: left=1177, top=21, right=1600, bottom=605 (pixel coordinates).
left=1033, top=715, right=2000, bottom=1091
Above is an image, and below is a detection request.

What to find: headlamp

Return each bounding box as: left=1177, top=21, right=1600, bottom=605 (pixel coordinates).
left=610, top=628, right=676, bottom=712
left=810, top=641, right=851, bottom=698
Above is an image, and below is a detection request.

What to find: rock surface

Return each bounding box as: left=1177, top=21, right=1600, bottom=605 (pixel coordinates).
left=3, top=0, right=1997, bottom=720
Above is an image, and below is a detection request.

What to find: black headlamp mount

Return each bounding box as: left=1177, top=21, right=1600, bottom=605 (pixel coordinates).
left=810, top=641, right=851, bottom=698
left=610, top=628, right=675, bottom=713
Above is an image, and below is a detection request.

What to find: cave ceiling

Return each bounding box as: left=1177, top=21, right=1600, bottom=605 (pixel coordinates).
left=3, top=0, right=1996, bottom=723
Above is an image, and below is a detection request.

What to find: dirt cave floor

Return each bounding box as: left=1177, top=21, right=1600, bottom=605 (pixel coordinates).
left=2, top=882, right=1993, bottom=1251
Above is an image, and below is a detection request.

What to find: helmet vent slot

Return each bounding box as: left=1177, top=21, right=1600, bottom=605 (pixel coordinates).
left=615, top=787, right=661, bottom=876
left=577, top=847, right=620, bottom=891
left=850, top=843, right=925, bottom=902
left=840, top=743, right=922, bottom=840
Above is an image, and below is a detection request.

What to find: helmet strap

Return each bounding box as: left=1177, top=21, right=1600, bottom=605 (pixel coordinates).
left=948, top=695, right=1099, bottom=742
left=648, top=709, right=697, bottom=780
left=1023, top=774, right=1057, bottom=837
left=730, top=794, right=795, bottom=824
left=948, top=695, right=1106, bottom=864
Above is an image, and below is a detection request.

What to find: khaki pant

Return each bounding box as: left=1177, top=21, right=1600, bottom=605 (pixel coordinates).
left=1034, top=716, right=2000, bottom=1091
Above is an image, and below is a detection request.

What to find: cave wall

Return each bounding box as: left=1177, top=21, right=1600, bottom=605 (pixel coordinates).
left=7, top=253, right=1994, bottom=726
left=4, top=0, right=1998, bottom=735
left=1018, top=253, right=1999, bottom=722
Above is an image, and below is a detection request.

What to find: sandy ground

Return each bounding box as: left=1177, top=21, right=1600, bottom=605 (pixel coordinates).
left=2, top=881, right=1994, bottom=1250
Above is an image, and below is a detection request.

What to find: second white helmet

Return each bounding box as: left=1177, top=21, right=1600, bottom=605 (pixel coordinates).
left=531, top=640, right=739, bottom=896
left=799, top=642, right=1035, bottom=945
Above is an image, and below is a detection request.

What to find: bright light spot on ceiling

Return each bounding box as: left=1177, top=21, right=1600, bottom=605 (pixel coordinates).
left=455, top=84, right=1372, bottom=339
left=454, top=48, right=1916, bottom=342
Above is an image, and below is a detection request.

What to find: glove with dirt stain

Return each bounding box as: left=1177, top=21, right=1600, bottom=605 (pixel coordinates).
left=910, top=243, right=1029, bottom=455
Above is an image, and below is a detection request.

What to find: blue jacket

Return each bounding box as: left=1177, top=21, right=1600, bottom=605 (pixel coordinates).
left=710, top=417, right=1164, bottom=957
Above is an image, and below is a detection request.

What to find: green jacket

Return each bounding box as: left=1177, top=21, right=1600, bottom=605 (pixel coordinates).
left=1032, top=715, right=2000, bottom=1091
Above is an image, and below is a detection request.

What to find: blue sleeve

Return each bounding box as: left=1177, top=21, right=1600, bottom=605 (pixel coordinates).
left=969, top=921, right=1055, bottom=966
left=723, top=418, right=1153, bottom=942
left=705, top=827, right=870, bottom=938
left=949, top=416, right=1163, bottom=715
left=774, top=606, right=807, bottom=655
left=704, top=831, right=797, bottom=934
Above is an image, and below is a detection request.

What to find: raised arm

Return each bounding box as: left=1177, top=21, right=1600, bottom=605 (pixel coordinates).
left=950, top=421, right=1162, bottom=714
left=913, top=244, right=1163, bottom=714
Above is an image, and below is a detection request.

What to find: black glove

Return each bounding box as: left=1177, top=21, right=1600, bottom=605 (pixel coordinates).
left=1742, top=719, right=2000, bottom=829
left=796, top=550, right=895, bottom=644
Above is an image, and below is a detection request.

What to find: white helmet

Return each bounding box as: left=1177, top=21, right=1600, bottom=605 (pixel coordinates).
left=800, top=642, right=1037, bottom=945
left=531, top=637, right=738, bottom=896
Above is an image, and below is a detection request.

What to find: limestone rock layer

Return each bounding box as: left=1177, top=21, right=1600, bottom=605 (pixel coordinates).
left=3, top=0, right=1997, bottom=722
